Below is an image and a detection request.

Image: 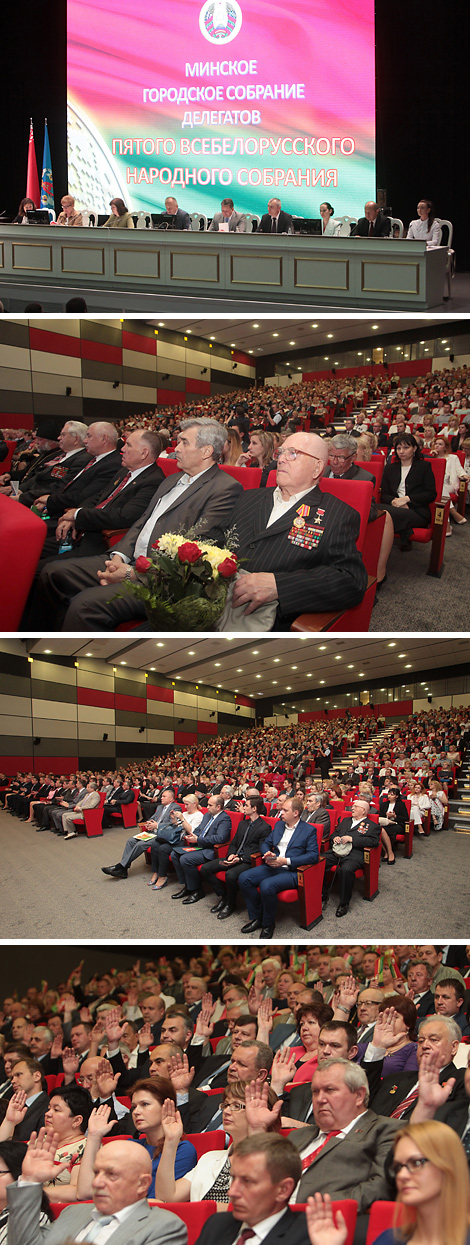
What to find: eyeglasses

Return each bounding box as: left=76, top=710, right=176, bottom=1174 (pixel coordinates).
left=277, top=448, right=323, bottom=463
left=223, top=1101, right=246, bottom=1111
left=0, top=1170, right=11, bottom=1176
left=328, top=453, right=353, bottom=463
left=390, top=1157, right=429, bottom=1177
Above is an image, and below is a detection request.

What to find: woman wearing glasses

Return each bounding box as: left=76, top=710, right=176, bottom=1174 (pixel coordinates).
left=305, top=1120, right=470, bottom=1245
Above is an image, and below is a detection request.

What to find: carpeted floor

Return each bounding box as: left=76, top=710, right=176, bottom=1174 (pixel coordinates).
left=370, top=512, right=470, bottom=632
left=1, top=811, right=468, bottom=940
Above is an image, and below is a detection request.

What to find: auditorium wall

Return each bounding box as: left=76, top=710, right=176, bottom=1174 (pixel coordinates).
left=0, top=648, right=255, bottom=775
left=0, top=318, right=255, bottom=430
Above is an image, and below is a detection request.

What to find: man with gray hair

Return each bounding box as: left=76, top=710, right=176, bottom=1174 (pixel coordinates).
left=220, top=431, right=367, bottom=629
left=322, top=797, right=381, bottom=917
left=290, top=1057, right=398, bottom=1209
left=18, top=420, right=89, bottom=506
left=33, top=421, right=122, bottom=521
left=28, top=417, right=242, bottom=630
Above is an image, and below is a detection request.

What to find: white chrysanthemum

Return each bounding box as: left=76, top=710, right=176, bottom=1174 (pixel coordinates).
left=157, top=534, right=185, bottom=557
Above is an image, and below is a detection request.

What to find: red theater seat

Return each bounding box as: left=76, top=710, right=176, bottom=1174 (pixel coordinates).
left=365, top=1201, right=405, bottom=1245
left=0, top=495, right=46, bottom=628
left=294, top=1202, right=357, bottom=1245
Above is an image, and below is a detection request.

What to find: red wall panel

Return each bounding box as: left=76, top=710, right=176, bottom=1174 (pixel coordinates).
left=122, top=330, right=156, bottom=355
left=197, top=720, right=218, bottom=735
left=157, top=389, right=186, bottom=406
left=185, top=378, right=211, bottom=395
left=302, top=360, right=433, bottom=382
left=77, top=686, right=115, bottom=709
left=81, top=340, right=123, bottom=366
left=147, top=685, right=174, bottom=703
left=174, top=731, right=198, bottom=746
left=29, top=327, right=81, bottom=357
left=115, top=693, right=146, bottom=713
left=1, top=413, right=34, bottom=429
left=34, top=757, right=78, bottom=774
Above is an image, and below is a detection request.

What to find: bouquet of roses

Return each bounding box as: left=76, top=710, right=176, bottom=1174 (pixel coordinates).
left=120, top=531, right=238, bottom=629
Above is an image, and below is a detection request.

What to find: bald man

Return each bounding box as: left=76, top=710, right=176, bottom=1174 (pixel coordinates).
left=220, top=432, right=367, bottom=629
left=7, top=1135, right=187, bottom=1245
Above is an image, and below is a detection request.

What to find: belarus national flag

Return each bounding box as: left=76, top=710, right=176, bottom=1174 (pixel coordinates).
left=26, top=118, right=40, bottom=207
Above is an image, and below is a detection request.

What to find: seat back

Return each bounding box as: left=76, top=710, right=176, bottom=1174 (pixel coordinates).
left=184, top=1130, right=226, bottom=1158
left=353, top=457, right=384, bottom=498
left=319, top=477, right=373, bottom=551
left=365, top=1200, right=405, bottom=1245
left=245, top=213, right=261, bottom=231
left=0, top=495, right=46, bottom=627
left=190, top=212, right=208, bottom=231
left=389, top=216, right=404, bottom=238
left=435, top=217, right=453, bottom=248
left=220, top=464, right=262, bottom=489
left=157, top=457, right=180, bottom=477
left=151, top=1201, right=217, bottom=1245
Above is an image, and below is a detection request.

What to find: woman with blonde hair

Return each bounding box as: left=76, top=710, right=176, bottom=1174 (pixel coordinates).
left=237, top=427, right=277, bottom=485
left=305, top=1120, right=470, bottom=1245
left=355, top=433, right=374, bottom=461
left=431, top=433, right=468, bottom=534
left=222, top=427, right=242, bottom=463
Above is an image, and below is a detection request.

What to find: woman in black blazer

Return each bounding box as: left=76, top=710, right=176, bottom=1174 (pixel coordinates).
left=380, top=433, right=436, bottom=550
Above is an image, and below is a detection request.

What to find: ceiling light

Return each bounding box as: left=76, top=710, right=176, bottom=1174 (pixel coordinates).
left=215, top=662, right=221, bottom=667
left=150, top=666, right=155, bottom=671
left=188, top=650, right=195, bottom=655
left=319, top=645, right=326, bottom=650
left=320, top=680, right=325, bottom=684
left=156, top=642, right=164, bottom=647
left=158, top=321, right=165, bottom=326
left=371, top=324, right=379, bottom=329
left=335, top=655, right=342, bottom=659
left=273, top=332, right=279, bottom=337
left=253, top=323, right=259, bottom=328
left=388, top=642, right=396, bottom=647
left=85, top=652, right=93, bottom=656
left=252, top=650, right=259, bottom=654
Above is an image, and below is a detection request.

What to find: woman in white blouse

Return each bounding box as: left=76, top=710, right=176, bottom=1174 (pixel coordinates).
left=319, top=202, right=337, bottom=235
left=407, top=199, right=441, bottom=245
left=408, top=781, right=431, bottom=836
left=432, top=433, right=468, bottom=534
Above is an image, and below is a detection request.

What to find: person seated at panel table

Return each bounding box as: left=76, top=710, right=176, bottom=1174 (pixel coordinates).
left=379, top=432, right=437, bottom=551
left=209, top=197, right=246, bottom=232
left=162, top=196, right=191, bottom=229
left=258, top=197, right=293, bottom=233
left=351, top=201, right=391, bottom=237
left=11, top=197, right=35, bottom=223
left=101, top=197, right=135, bottom=228
left=217, top=430, right=368, bottom=631
left=319, top=201, right=336, bottom=235
left=53, top=195, right=83, bottom=226
left=407, top=198, right=441, bottom=245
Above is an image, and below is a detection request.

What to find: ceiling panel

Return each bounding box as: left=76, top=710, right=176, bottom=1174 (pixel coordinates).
left=147, top=316, right=447, bottom=358
left=24, top=637, right=470, bottom=701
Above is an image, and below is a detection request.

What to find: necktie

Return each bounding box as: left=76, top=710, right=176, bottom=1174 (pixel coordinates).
left=81, top=1214, right=115, bottom=1242
left=272, top=217, right=276, bottom=232
left=301, top=1131, right=341, bottom=1169
left=96, top=472, right=131, bottom=508
left=46, top=451, right=66, bottom=467
left=390, top=1087, right=420, bottom=1119
left=237, top=1231, right=256, bottom=1245
left=200, top=815, right=215, bottom=839
left=369, top=221, right=374, bottom=236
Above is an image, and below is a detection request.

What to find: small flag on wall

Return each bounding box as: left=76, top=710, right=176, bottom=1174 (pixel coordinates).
left=26, top=118, right=40, bottom=207
left=41, top=119, right=54, bottom=210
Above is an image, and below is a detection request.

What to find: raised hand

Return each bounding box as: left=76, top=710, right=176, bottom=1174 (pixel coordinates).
left=6, top=1090, right=28, bottom=1126
left=87, top=1103, right=114, bottom=1139
left=22, top=1129, right=69, bottom=1185
left=50, top=1034, right=63, bottom=1059
left=168, top=1051, right=195, bottom=1093
left=245, top=1077, right=282, bottom=1133
left=306, top=1194, right=348, bottom=1245
left=79, top=1006, right=93, bottom=1024
left=257, top=997, right=273, bottom=1041
left=105, top=1006, right=126, bottom=1046
left=195, top=999, right=214, bottom=1039
left=94, top=1058, right=120, bottom=1099
left=334, top=977, right=360, bottom=1012
left=248, top=983, right=263, bottom=1016
left=271, top=1046, right=298, bottom=1093
left=138, top=1021, right=152, bottom=1050
left=372, top=1007, right=401, bottom=1049
left=61, top=1047, right=79, bottom=1077
left=161, top=1097, right=184, bottom=1145
left=416, top=1050, right=456, bottom=1109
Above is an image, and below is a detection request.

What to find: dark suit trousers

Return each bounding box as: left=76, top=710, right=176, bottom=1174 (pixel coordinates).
left=323, top=848, right=366, bottom=904
left=179, top=849, right=214, bottom=891
left=26, top=554, right=147, bottom=631
left=380, top=503, right=428, bottom=540
left=239, top=864, right=299, bottom=925
left=199, top=857, right=251, bottom=904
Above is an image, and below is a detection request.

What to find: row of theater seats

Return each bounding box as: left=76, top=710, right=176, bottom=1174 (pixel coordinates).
left=47, top=1192, right=405, bottom=1245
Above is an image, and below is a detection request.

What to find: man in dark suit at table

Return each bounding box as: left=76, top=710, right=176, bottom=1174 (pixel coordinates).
left=238, top=796, right=319, bottom=938
left=220, top=431, right=367, bottom=630
left=259, top=198, right=293, bottom=233
left=198, top=794, right=270, bottom=919
left=351, top=202, right=391, bottom=237
left=322, top=797, right=381, bottom=918
left=163, top=196, right=191, bottom=229
left=28, top=418, right=242, bottom=631
left=170, top=794, right=231, bottom=903
left=193, top=1133, right=309, bottom=1245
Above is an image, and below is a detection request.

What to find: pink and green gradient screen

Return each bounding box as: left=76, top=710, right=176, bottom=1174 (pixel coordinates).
left=67, top=0, right=376, bottom=219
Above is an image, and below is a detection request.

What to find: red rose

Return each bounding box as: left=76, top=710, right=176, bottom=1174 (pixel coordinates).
left=178, top=541, right=202, bottom=564
left=218, top=556, right=238, bottom=578
left=135, top=556, right=152, bottom=572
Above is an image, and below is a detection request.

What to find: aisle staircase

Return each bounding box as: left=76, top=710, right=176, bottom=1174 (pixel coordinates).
left=448, top=755, right=470, bottom=834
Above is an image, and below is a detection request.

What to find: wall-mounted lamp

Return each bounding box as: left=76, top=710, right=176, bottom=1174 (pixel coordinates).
left=209, top=711, right=215, bottom=718
left=112, top=380, right=120, bottom=389
left=138, top=726, right=145, bottom=733
left=201, top=367, right=207, bottom=375
left=161, top=373, right=170, bottom=380
left=65, top=386, right=72, bottom=396
left=102, top=732, right=108, bottom=741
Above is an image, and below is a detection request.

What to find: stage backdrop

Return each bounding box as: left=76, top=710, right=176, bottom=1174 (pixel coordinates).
left=67, top=0, right=375, bottom=219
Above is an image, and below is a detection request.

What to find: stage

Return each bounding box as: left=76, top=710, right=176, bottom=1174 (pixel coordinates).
left=0, top=226, right=450, bottom=313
